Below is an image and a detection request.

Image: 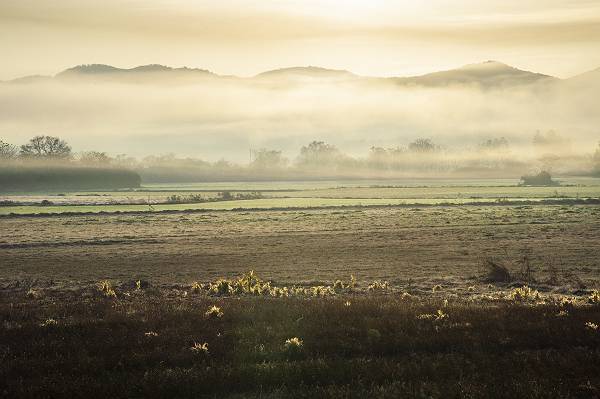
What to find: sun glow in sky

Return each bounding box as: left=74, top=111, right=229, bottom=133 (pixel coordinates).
left=1, top=0, right=600, bottom=79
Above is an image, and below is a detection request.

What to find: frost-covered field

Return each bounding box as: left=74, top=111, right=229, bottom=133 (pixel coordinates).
left=1, top=177, right=600, bottom=215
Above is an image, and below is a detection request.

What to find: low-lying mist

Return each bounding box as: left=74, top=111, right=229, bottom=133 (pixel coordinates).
left=1, top=64, right=599, bottom=182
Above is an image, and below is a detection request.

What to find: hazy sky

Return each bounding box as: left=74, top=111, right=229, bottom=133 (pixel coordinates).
left=2, top=0, right=600, bottom=80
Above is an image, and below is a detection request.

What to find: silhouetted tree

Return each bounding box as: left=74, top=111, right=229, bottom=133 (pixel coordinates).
left=251, top=149, right=288, bottom=169
left=0, top=139, right=18, bottom=160
left=520, top=171, right=558, bottom=186
left=78, top=151, right=112, bottom=165
left=367, top=146, right=407, bottom=170
left=20, top=135, right=72, bottom=159
left=113, top=154, right=138, bottom=169
left=479, top=137, right=509, bottom=151
left=297, top=141, right=340, bottom=166
left=408, top=138, right=437, bottom=153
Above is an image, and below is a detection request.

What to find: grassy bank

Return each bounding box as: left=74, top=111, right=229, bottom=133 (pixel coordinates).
left=1, top=281, right=599, bottom=398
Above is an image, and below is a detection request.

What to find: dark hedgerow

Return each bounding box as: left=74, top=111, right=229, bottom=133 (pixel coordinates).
left=0, top=165, right=141, bottom=191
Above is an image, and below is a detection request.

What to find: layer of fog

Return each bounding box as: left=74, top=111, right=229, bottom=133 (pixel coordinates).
left=0, top=73, right=598, bottom=171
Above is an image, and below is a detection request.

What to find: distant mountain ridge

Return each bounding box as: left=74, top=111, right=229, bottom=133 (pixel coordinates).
left=256, top=66, right=356, bottom=79
left=4, top=61, right=599, bottom=88
left=55, top=64, right=215, bottom=82
left=390, top=61, right=557, bottom=87
left=59, top=64, right=214, bottom=75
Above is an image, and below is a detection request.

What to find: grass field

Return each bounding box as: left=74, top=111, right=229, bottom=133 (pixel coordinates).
left=4, top=196, right=599, bottom=215
left=1, top=177, right=600, bottom=215
left=2, top=204, right=599, bottom=290
left=2, top=181, right=599, bottom=397
left=2, top=280, right=600, bottom=398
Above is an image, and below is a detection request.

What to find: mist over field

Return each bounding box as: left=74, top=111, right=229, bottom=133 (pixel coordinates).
left=1, top=61, right=599, bottom=171
left=3, top=2, right=600, bottom=397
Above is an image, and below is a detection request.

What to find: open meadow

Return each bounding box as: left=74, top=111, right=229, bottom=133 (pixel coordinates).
left=2, top=177, right=600, bottom=215
left=2, top=181, right=600, bottom=397
left=2, top=203, right=600, bottom=290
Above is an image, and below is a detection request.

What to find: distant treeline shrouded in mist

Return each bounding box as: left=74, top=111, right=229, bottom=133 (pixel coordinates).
left=1, top=61, right=600, bottom=167
left=0, top=136, right=141, bottom=191
left=1, top=133, right=599, bottom=188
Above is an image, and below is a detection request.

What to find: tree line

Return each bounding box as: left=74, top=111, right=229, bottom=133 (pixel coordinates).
left=0, top=136, right=141, bottom=191
left=1, top=135, right=113, bottom=165
left=2, top=133, right=599, bottom=182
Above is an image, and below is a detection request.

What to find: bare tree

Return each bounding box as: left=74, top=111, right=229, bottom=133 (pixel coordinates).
left=297, top=141, right=340, bottom=166
left=251, top=149, right=288, bottom=169
left=0, top=139, right=18, bottom=160
left=408, top=138, right=438, bottom=153
left=78, top=151, right=112, bottom=166
left=20, top=135, right=72, bottom=159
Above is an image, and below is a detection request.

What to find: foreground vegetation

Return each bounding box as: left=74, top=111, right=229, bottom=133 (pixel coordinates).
left=1, top=273, right=599, bottom=398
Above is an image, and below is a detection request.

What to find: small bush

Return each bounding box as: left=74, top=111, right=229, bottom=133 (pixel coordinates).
left=519, top=171, right=559, bottom=187
left=482, top=258, right=511, bottom=283
left=190, top=281, right=203, bottom=292
left=367, top=280, right=389, bottom=292
left=509, top=286, right=541, bottom=302
left=97, top=280, right=117, bottom=298
left=283, top=337, right=304, bottom=359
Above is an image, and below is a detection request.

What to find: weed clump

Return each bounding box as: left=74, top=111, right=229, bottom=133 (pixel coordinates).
left=97, top=280, right=116, bottom=298
left=190, top=342, right=209, bottom=356
left=197, top=271, right=356, bottom=298
left=367, top=280, right=389, bottom=292
left=284, top=337, right=303, bottom=349
left=283, top=337, right=304, bottom=359
left=207, top=271, right=273, bottom=296
left=205, top=305, right=224, bottom=319
left=509, top=286, right=541, bottom=302
left=190, top=281, right=203, bottom=293
left=417, top=309, right=448, bottom=322
left=585, top=322, right=598, bottom=331
left=40, top=318, right=58, bottom=327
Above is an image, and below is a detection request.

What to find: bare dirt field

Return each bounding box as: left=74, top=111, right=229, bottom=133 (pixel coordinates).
left=2, top=204, right=599, bottom=293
